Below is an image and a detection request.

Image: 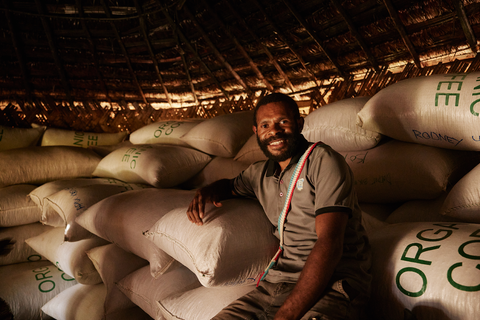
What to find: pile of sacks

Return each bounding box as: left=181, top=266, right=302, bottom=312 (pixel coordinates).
left=1, top=72, right=480, bottom=320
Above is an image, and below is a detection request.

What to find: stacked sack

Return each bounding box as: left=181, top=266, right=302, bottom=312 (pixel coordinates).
left=3, top=75, right=480, bottom=320
left=0, top=126, right=146, bottom=319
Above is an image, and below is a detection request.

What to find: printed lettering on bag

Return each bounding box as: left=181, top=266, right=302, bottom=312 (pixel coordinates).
left=154, top=121, right=182, bottom=138
left=395, top=223, right=480, bottom=298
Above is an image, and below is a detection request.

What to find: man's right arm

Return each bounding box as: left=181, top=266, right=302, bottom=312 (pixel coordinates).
left=186, top=178, right=238, bottom=226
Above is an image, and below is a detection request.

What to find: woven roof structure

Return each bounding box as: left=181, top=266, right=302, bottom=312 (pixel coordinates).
left=1, top=0, right=480, bottom=132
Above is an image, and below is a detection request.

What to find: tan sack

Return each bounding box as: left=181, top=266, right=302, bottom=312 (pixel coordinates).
left=144, top=199, right=279, bottom=287
left=41, top=128, right=127, bottom=148
left=25, top=227, right=108, bottom=285
left=76, top=188, right=195, bottom=278
left=0, top=146, right=102, bottom=188
left=387, top=193, right=463, bottom=224
left=357, top=72, right=480, bottom=151
left=116, top=265, right=200, bottom=319
left=233, top=134, right=268, bottom=165
left=0, top=184, right=42, bottom=227
left=0, top=223, right=52, bottom=265
left=158, top=285, right=256, bottom=320
left=87, top=243, right=149, bottom=316
left=181, top=156, right=250, bottom=189
left=0, top=125, right=45, bottom=151
left=302, top=97, right=381, bottom=151
left=339, top=140, right=480, bottom=203
left=181, top=111, right=254, bottom=157
left=92, top=145, right=212, bottom=188
left=44, top=182, right=150, bottom=236
left=441, top=162, right=480, bottom=223
left=369, top=222, right=480, bottom=320
left=41, top=283, right=106, bottom=320
left=130, top=120, right=203, bottom=146
left=0, top=260, right=77, bottom=320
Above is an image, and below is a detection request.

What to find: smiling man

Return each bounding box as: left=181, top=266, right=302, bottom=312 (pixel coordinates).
left=187, top=93, right=371, bottom=320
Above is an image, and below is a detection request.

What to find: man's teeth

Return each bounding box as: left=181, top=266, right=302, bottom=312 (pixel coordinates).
left=270, top=140, right=284, bottom=145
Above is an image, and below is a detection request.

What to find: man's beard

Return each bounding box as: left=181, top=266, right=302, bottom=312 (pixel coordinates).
left=257, top=131, right=301, bottom=162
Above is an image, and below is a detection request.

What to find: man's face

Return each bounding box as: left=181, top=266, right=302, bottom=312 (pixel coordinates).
left=253, top=102, right=303, bottom=164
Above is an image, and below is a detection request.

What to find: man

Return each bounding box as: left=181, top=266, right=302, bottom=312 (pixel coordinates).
left=187, top=93, right=371, bottom=320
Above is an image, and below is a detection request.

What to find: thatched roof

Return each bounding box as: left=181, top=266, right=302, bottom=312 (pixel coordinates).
left=1, top=0, right=480, bottom=132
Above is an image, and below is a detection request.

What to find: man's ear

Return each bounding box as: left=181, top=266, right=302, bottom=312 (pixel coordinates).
left=252, top=125, right=257, bottom=135
left=297, top=117, right=304, bottom=132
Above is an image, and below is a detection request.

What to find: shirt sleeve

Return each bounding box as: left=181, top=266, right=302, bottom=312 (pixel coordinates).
left=232, top=161, right=264, bottom=199
left=309, top=147, right=355, bottom=218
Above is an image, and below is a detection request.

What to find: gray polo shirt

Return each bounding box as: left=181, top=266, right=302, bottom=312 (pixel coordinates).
left=232, top=136, right=371, bottom=296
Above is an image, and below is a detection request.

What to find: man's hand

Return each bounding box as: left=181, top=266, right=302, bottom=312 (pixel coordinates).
left=186, top=179, right=236, bottom=226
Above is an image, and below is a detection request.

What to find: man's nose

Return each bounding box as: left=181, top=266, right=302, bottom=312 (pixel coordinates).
left=269, top=122, right=283, bottom=135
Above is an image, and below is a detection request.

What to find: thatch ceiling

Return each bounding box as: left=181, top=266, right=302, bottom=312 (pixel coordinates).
left=1, top=0, right=480, bottom=131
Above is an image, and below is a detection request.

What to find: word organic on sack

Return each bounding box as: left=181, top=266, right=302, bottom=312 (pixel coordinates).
left=33, top=263, right=76, bottom=293
left=396, top=223, right=480, bottom=297
left=370, top=222, right=480, bottom=320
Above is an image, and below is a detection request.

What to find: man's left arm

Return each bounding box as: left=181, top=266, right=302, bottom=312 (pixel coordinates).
left=273, top=211, right=349, bottom=320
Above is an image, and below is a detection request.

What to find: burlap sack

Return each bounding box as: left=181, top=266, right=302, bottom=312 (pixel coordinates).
left=369, top=222, right=480, bottom=320
left=302, top=96, right=381, bottom=151
left=92, top=145, right=212, bottom=188
left=0, top=184, right=42, bottom=227
left=357, top=72, right=480, bottom=151
left=144, top=199, right=279, bottom=287
left=41, top=128, right=127, bottom=148
left=76, top=188, right=194, bottom=278
left=0, top=125, right=45, bottom=151
left=130, top=120, right=203, bottom=146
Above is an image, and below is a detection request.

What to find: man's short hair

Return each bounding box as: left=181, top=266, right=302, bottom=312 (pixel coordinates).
left=253, top=93, right=300, bottom=126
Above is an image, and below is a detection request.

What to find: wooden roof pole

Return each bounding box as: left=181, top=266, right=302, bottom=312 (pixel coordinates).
left=382, top=0, right=422, bottom=68
left=452, top=0, right=478, bottom=55
left=330, top=0, right=380, bottom=72
left=183, top=5, right=252, bottom=95
left=34, top=0, right=74, bottom=107
left=282, top=0, right=345, bottom=79
left=100, top=0, right=149, bottom=105
left=75, top=0, right=112, bottom=104
left=160, top=5, right=230, bottom=100
left=133, top=0, right=173, bottom=107
left=178, top=38, right=199, bottom=105
left=223, top=0, right=295, bottom=92
left=251, top=0, right=321, bottom=86
left=200, top=0, right=274, bottom=92
left=2, top=0, right=32, bottom=99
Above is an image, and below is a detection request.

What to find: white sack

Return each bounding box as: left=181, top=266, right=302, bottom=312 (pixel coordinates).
left=441, top=162, right=480, bottom=223
left=302, top=97, right=381, bottom=151
left=0, top=223, right=52, bottom=265
left=116, top=265, right=200, bottom=320
left=0, top=260, right=77, bottom=320
left=41, top=283, right=106, bottom=320
left=181, top=156, right=250, bottom=189
left=339, top=140, right=479, bottom=203
left=0, top=146, right=102, bottom=188
left=76, top=188, right=195, bottom=278
left=359, top=203, right=394, bottom=237
left=181, top=111, right=254, bottom=157
left=0, top=125, right=45, bottom=151
left=87, top=243, right=149, bottom=316
left=130, top=120, right=202, bottom=146
left=357, top=72, right=480, bottom=151
left=25, top=227, right=108, bottom=285
left=92, top=145, right=212, bottom=188
left=233, top=134, right=268, bottom=164
left=46, top=183, right=150, bottom=239
left=144, top=199, right=279, bottom=287
left=88, top=140, right=134, bottom=157
left=41, top=128, right=127, bottom=148
left=158, top=285, right=256, bottom=320
left=387, top=193, right=463, bottom=224
left=0, top=184, right=42, bottom=227
left=369, top=222, right=480, bottom=320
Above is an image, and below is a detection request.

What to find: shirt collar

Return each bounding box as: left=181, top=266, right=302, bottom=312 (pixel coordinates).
left=265, top=135, right=310, bottom=177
